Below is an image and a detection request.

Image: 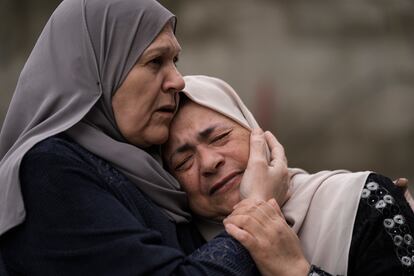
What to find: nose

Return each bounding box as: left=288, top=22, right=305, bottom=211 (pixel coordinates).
left=163, top=65, right=185, bottom=94
left=198, top=147, right=225, bottom=177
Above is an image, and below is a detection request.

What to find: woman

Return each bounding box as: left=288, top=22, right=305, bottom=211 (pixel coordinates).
left=163, top=75, right=414, bottom=275
left=0, top=0, right=291, bottom=274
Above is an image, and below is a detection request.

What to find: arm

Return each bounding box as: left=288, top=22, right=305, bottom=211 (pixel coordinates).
left=3, top=149, right=257, bottom=276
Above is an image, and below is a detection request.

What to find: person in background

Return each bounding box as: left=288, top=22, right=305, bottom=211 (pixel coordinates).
left=163, top=75, right=414, bottom=276
left=0, top=1, right=292, bottom=275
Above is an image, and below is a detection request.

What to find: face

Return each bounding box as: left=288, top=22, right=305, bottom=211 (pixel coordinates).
left=163, top=101, right=251, bottom=221
left=112, top=24, right=184, bottom=148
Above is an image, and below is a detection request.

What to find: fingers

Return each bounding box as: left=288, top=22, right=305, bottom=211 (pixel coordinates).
left=241, top=128, right=290, bottom=204
left=267, top=198, right=283, bottom=215
left=248, top=128, right=268, bottom=164
left=264, top=131, right=287, bottom=167
left=224, top=223, right=257, bottom=251
left=226, top=199, right=283, bottom=231
left=394, top=178, right=409, bottom=188
left=234, top=199, right=281, bottom=220
left=233, top=198, right=282, bottom=217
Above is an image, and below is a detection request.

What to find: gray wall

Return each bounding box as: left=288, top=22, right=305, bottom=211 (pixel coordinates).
left=1, top=0, right=413, bottom=184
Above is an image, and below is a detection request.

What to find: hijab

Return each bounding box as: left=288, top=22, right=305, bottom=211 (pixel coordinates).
left=0, top=0, right=191, bottom=236
left=181, top=75, right=371, bottom=275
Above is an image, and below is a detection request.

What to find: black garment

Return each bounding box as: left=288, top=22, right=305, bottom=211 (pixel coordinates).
left=0, top=135, right=257, bottom=275
left=348, top=173, right=414, bottom=276
left=309, top=174, right=414, bottom=276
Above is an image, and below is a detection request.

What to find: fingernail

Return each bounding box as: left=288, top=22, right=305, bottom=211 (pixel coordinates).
left=257, top=199, right=266, bottom=205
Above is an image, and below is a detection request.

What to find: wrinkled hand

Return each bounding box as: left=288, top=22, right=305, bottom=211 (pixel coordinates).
left=239, top=128, right=290, bottom=206
left=224, top=198, right=310, bottom=276
left=394, top=178, right=414, bottom=211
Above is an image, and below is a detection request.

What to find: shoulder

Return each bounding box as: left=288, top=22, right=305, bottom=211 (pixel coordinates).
left=24, top=134, right=91, bottom=164
left=19, top=134, right=104, bottom=196
left=21, top=134, right=111, bottom=178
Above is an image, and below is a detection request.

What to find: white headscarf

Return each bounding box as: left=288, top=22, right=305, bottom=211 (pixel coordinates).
left=0, top=0, right=191, bottom=236
left=181, top=75, right=370, bottom=275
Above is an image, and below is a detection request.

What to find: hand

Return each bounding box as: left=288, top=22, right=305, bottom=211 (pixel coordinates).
left=224, top=198, right=310, bottom=276
left=394, top=178, right=414, bottom=211
left=239, top=128, right=290, bottom=206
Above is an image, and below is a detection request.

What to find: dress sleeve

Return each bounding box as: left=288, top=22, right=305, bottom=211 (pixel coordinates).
left=3, top=149, right=257, bottom=276
left=308, top=265, right=333, bottom=275
left=348, top=173, right=414, bottom=276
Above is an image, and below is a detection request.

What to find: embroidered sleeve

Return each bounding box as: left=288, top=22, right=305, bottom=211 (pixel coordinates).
left=190, top=232, right=258, bottom=275
left=308, top=265, right=333, bottom=276
left=348, top=173, right=414, bottom=275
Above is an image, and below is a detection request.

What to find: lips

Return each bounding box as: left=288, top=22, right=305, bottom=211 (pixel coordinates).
left=157, top=104, right=176, bottom=113
left=209, top=171, right=242, bottom=196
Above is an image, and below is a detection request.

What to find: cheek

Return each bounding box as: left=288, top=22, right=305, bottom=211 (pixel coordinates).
left=239, top=132, right=251, bottom=165
left=177, top=172, right=198, bottom=195
left=124, top=77, right=159, bottom=113
left=230, top=137, right=250, bottom=167
left=178, top=174, right=212, bottom=216
left=117, top=108, right=147, bottom=139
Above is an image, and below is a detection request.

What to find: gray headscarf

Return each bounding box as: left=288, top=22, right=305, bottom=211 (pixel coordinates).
left=0, top=0, right=190, bottom=236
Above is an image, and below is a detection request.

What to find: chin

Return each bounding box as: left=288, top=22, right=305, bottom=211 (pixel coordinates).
left=222, top=190, right=241, bottom=214
left=147, top=126, right=169, bottom=145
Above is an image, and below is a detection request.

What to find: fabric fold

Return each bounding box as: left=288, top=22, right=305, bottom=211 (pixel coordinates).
left=181, top=75, right=370, bottom=275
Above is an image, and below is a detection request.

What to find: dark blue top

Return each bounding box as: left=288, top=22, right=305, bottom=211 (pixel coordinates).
left=0, top=135, right=257, bottom=275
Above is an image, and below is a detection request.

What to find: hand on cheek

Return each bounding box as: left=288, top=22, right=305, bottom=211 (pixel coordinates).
left=240, top=128, right=290, bottom=206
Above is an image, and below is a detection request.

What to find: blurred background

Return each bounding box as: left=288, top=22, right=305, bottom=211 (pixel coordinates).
left=1, top=0, right=413, bottom=185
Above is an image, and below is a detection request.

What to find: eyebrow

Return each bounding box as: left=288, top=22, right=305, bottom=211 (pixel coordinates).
left=198, top=126, right=216, bottom=140
left=169, top=124, right=221, bottom=166
left=143, top=45, right=181, bottom=58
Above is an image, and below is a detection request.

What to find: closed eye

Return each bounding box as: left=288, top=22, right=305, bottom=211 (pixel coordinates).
left=174, top=154, right=193, bottom=171
left=211, top=130, right=231, bottom=144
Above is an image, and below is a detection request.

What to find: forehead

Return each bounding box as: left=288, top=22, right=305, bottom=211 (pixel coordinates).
left=143, top=24, right=181, bottom=54
left=171, top=101, right=235, bottom=132
left=164, top=101, right=233, bottom=156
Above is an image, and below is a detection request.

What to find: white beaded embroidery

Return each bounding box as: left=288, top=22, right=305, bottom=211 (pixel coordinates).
left=401, top=256, right=412, bottom=266
left=361, top=189, right=371, bottom=198
left=384, top=218, right=395, bottom=228
left=361, top=179, right=414, bottom=270
left=404, top=234, right=413, bottom=245
left=375, top=200, right=386, bottom=209
left=366, top=182, right=379, bottom=191
left=384, top=195, right=394, bottom=204
left=394, top=235, right=403, bottom=246
left=394, top=214, right=405, bottom=225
